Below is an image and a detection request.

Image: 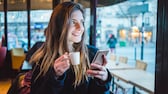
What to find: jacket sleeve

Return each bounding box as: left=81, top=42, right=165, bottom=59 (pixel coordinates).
left=30, top=63, right=66, bottom=94
left=88, top=69, right=112, bottom=94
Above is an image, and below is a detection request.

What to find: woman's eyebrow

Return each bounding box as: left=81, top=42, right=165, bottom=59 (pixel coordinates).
left=71, top=18, right=84, bottom=22
left=71, top=19, right=76, bottom=21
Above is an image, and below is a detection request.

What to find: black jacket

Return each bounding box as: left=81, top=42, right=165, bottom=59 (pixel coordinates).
left=30, top=45, right=112, bottom=94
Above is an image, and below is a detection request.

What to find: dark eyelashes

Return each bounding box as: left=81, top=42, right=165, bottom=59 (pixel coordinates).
left=71, top=19, right=84, bottom=26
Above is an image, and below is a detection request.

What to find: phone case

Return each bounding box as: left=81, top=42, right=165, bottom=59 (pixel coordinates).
left=92, top=50, right=109, bottom=65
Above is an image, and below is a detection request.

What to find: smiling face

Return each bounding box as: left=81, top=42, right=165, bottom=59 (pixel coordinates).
left=68, top=10, right=84, bottom=44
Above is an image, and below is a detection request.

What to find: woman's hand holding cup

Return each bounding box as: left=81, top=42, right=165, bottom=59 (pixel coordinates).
left=53, top=52, right=70, bottom=77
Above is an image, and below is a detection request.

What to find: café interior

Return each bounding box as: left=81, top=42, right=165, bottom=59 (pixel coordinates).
left=0, top=0, right=168, bottom=94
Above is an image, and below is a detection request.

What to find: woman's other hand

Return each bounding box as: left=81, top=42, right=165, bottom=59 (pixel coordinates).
left=87, top=55, right=108, bottom=81
left=53, top=52, right=70, bottom=77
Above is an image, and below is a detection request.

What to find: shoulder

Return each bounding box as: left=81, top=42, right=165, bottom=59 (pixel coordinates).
left=33, top=42, right=44, bottom=47
left=87, top=45, right=98, bottom=52
left=30, top=42, right=44, bottom=51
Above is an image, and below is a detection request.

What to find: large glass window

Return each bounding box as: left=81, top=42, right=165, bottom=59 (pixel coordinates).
left=0, top=1, right=4, bottom=46
left=84, top=8, right=90, bottom=44
left=4, top=0, right=52, bottom=51
left=30, top=10, right=52, bottom=47
left=95, top=0, right=157, bottom=73
left=84, top=0, right=157, bottom=93
left=0, top=13, right=4, bottom=46
left=30, top=0, right=52, bottom=47
left=7, top=0, right=28, bottom=51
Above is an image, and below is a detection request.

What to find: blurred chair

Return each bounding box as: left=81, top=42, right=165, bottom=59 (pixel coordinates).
left=118, top=56, right=128, bottom=64
left=114, top=59, right=148, bottom=94
left=135, top=60, right=148, bottom=94
left=0, top=47, right=7, bottom=68
left=135, top=60, right=147, bottom=71
left=110, top=54, right=117, bottom=62
left=11, top=48, right=25, bottom=70
left=114, top=56, right=131, bottom=94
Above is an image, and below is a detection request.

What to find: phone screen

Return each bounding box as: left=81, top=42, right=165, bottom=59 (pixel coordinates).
left=92, top=50, right=109, bottom=65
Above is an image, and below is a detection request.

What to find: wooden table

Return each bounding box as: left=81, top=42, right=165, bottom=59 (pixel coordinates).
left=106, top=59, right=135, bottom=92
left=110, top=69, right=154, bottom=94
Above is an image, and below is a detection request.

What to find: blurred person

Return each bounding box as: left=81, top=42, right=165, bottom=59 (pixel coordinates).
left=107, top=34, right=117, bottom=54
left=29, top=2, right=112, bottom=94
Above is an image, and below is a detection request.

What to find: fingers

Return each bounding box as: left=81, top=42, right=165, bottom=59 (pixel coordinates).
left=87, top=70, right=104, bottom=80
left=102, top=55, right=107, bottom=66
left=87, top=64, right=108, bottom=81
left=90, top=63, right=104, bottom=70
left=55, top=64, right=70, bottom=76
left=55, top=52, right=69, bottom=62
left=87, top=69, right=105, bottom=76
left=54, top=60, right=70, bottom=70
left=87, top=69, right=108, bottom=81
left=53, top=52, right=70, bottom=76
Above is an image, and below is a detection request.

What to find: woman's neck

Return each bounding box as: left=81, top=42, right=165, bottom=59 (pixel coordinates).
left=68, top=42, right=74, bottom=52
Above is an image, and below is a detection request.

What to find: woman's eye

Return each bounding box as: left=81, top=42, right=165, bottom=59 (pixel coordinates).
left=71, top=20, right=76, bottom=25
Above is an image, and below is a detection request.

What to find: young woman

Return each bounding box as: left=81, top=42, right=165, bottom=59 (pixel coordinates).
left=30, top=2, right=112, bottom=94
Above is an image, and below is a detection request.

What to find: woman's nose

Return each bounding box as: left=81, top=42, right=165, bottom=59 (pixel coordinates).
left=76, top=23, right=84, bottom=31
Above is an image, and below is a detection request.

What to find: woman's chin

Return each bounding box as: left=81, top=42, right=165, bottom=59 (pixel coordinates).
left=72, top=38, right=81, bottom=43
left=74, top=41, right=81, bottom=43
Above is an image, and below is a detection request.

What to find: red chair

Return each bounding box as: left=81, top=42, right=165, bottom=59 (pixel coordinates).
left=0, top=47, right=7, bottom=68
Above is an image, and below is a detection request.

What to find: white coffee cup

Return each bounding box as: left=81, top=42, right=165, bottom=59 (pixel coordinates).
left=69, top=52, right=80, bottom=65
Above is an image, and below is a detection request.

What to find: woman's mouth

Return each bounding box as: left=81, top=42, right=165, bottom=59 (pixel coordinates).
left=72, top=33, right=80, bottom=36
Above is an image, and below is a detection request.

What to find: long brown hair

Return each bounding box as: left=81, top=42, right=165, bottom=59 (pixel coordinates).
left=30, top=2, right=90, bottom=87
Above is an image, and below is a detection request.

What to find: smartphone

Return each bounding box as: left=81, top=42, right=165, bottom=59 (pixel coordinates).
left=92, top=50, right=109, bottom=65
